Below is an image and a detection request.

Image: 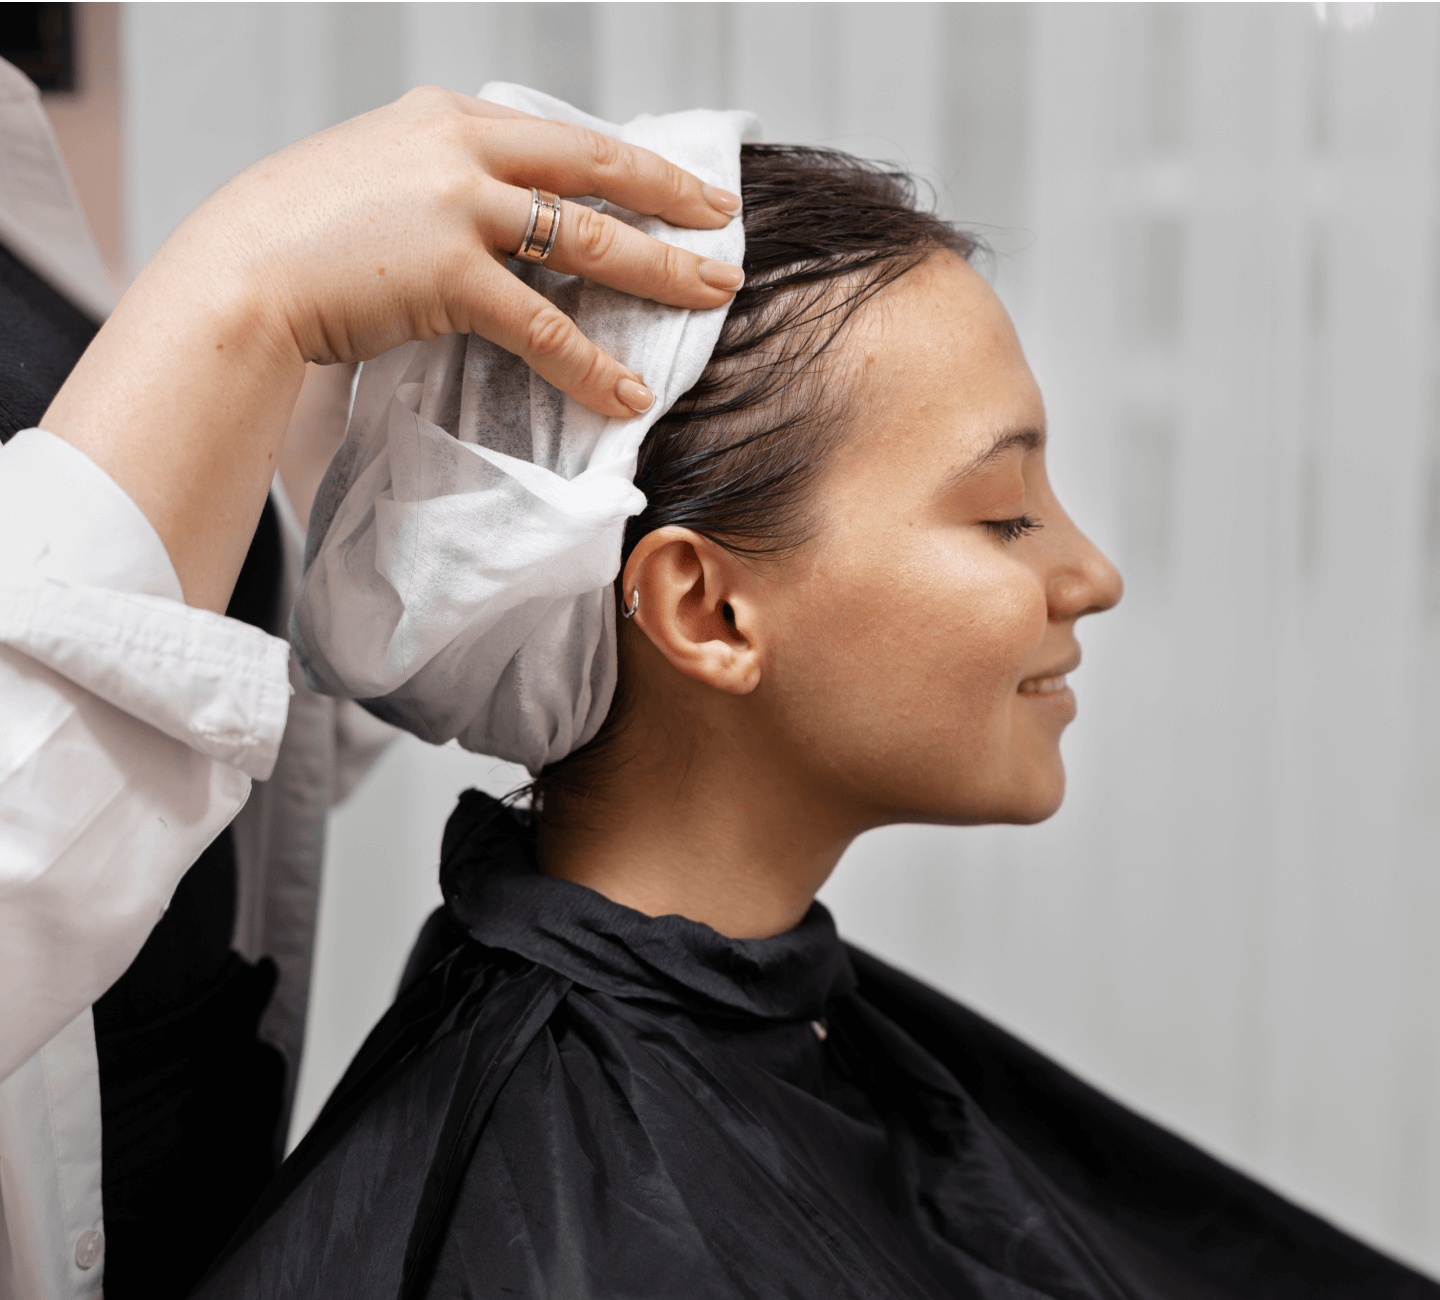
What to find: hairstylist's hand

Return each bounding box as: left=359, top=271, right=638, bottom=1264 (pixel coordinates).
left=43, top=88, right=744, bottom=611
left=204, top=87, right=745, bottom=415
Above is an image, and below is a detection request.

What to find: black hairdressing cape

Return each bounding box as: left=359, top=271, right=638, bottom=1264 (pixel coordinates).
left=194, top=791, right=1437, bottom=1300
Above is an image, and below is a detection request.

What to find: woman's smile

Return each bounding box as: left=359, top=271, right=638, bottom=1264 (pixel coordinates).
left=1018, top=649, right=1080, bottom=697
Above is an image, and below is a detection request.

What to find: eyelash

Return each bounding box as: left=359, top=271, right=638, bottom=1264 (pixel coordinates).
left=984, top=515, right=1043, bottom=543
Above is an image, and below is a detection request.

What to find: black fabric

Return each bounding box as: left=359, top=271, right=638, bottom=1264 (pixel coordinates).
left=224, top=494, right=283, bottom=635
left=193, top=790, right=1439, bottom=1300
left=848, top=953, right=1419, bottom=1299
left=92, top=496, right=285, bottom=1300
left=97, top=955, right=285, bottom=1300
left=0, top=239, right=97, bottom=443
left=93, top=830, right=241, bottom=1034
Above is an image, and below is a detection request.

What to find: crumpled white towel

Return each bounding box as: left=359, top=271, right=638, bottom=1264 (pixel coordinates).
left=290, top=83, right=756, bottom=775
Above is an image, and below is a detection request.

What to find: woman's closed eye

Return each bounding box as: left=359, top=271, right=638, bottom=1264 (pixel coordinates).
left=984, top=514, right=1043, bottom=543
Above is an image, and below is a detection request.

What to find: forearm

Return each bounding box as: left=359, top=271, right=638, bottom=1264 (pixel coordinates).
left=42, top=237, right=303, bottom=613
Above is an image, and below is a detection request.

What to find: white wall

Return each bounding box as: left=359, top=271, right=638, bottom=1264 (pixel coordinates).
left=125, top=3, right=1440, bottom=1274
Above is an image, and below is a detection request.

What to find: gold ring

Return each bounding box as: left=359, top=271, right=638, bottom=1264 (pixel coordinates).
left=516, top=188, right=562, bottom=263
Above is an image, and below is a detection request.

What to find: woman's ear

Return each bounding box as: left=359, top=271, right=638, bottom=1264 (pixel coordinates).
left=620, top=527, right=762, bottom=695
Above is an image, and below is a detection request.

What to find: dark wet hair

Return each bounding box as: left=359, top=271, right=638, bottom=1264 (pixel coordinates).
left=533, top=143, right=980, bottom=823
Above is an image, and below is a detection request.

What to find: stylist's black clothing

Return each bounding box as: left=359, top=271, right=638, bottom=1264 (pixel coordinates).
left=196, top=790, right=1439, bottom=1300
left=90, top=510, right=286, bottom=1300
left=0, top=238, right=96, bottom=440
left=1, top=239, right=287, bottom=1300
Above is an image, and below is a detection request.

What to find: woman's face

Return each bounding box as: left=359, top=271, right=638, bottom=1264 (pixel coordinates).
left=759, top=251, right=1122, bottom=829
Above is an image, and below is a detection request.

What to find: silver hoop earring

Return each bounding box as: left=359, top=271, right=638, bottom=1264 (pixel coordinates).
left=622, top=589, right=639, bottom=619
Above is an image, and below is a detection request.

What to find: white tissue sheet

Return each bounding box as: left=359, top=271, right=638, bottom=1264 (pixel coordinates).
left=290, top=84, right=756, bottom=775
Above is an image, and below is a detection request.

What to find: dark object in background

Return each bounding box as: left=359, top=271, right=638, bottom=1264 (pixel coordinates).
left=0, top=3, right=76, bottom=93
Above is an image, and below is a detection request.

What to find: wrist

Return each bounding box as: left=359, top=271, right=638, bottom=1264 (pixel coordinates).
left=41, top=221, right=309, bottom=612
left=142, top=203, right=308, bottom=384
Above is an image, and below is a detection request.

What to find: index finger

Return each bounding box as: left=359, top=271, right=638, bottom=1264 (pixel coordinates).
left=463, top=254, right=658, bottom=421
left=455, top=101, right=742, bottom=231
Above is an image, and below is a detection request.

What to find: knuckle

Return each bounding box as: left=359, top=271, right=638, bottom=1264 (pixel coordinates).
left=571, top=207, right=618, bottom=264
left=576, top=348, right=610, bottom=392
left=436, top=172, right=474, bottom=216
left=432, top=111, right=474, bottom=151
left=524, top=305, right=578, bottom=360
left=580, top=128, right=622, bottom=173
left=401, top=84, right=448, bottom=111
left=659, top=241, right=687, bottom=286
left=398, top=88, right=473, bottom=151
left=663, top=163, right=689, bottom=207
left=618, top=147, right=645, bottom=187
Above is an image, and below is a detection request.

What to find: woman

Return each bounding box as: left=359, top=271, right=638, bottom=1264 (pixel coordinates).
left=190, top=115, right=1439, bottom=1297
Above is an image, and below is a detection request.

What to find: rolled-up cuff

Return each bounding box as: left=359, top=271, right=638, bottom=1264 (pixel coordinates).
left=0, top=581, right=291, bottom=781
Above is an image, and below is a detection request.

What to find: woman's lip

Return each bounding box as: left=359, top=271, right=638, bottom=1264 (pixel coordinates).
left=1019, top=652, right=1081, bottom=694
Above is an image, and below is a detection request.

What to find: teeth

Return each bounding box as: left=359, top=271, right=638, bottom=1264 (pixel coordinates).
left=1019, top=674, right=1067, bottom=695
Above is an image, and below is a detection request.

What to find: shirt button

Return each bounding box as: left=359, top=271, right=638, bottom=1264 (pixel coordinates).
left=75, top=1230, right=104, bottom=1270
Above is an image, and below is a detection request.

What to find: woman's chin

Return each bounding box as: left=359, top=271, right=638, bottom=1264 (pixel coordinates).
left=1011, top=752, right=1068, bottom=823
left=892, top=758, right=1067, bottom=828
left=1009, top=780, right=1066, bottom=825
left=959, top=772, right=1066, bottom=827
left=992, top=746, right=1069, bottom=825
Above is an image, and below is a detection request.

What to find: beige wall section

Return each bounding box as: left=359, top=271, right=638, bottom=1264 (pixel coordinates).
left=41, top=4, right=124, bottom=295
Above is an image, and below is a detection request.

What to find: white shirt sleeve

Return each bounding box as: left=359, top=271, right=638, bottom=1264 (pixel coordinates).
left=0, top=428, right=292, bottom=1080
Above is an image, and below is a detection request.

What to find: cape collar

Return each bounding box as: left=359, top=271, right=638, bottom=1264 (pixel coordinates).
left=440, top=789, right=855, bottom=1022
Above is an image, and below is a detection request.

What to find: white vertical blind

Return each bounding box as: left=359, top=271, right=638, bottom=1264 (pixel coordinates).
left=124, top=2, right=1440, bottom=1273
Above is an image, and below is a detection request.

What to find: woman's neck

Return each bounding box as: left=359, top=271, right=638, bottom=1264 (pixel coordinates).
left=537, top=719, right=855, bottom=940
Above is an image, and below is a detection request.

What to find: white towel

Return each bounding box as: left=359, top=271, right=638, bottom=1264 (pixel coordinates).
left=290, top=84, right=756, bottom=774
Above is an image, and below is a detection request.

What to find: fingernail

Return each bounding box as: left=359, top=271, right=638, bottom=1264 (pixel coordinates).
left=702, top=184, right=742, bottom=216
left=616, top=377, right=655, bottom=413
left=697, top=260, right=745, bottom=291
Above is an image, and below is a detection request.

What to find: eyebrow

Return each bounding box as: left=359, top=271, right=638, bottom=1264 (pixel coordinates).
left=939, top=427, right=1046, bottom=492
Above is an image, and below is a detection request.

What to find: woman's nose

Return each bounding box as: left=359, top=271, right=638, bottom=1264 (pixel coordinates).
left=1048, top=525, right=1123, bottom=621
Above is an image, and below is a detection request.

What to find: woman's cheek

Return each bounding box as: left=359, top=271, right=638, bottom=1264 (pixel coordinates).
left=998, top=569, right=1053, bottom=681
left=939, top=550, right=1048, bottom=682
left=767, top=529, right=1044, bottom=768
